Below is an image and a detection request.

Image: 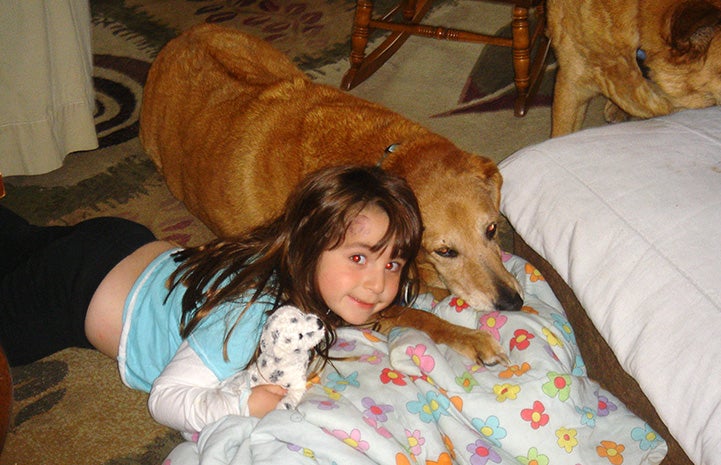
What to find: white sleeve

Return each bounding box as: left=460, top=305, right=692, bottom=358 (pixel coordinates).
left=148, top=340, right=252, bottom=434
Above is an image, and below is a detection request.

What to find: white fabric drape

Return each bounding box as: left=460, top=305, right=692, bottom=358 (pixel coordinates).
left=0, top=0, right=98, bottom=177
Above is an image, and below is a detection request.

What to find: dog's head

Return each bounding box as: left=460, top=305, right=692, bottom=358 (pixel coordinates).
left=406, top=150, right=524, bottom=313
left=648, top=0, right=721, bottom=108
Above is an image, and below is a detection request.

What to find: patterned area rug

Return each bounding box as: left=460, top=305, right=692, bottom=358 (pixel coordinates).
left=1, top=1, right=607, bottom=463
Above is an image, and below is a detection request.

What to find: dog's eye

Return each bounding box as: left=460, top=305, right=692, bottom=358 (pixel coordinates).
left=435, top=247, right=458, bottom=258
left=486, top=223, right=497, bottom=240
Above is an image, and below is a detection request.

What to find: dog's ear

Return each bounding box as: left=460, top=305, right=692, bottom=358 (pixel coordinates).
left=486, top=170, right=503, bottom=211
left=669, top=0, right=721, bottom=59
left=416, top=259, right=446, bottom=289
left=467, top=155, right=503, bottom=210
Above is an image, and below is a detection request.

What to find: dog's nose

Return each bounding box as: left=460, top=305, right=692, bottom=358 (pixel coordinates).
left=495, top=286, right=523, bottom=312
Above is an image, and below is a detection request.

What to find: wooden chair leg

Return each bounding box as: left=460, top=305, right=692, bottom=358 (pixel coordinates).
left=511, top=6, right=531, bottom=116
left=342, top=0, right=402, bottom=90
left=349, top=0, right=373, bottom=68
left=402, top=0, right=416, bottom=20
left=341, top=0, right=435, bottom=90
left=511, top=3, right=551, bottom=116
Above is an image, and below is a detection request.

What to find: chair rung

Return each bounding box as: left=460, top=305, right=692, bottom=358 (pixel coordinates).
left=368, top=20, right=513, bottom=47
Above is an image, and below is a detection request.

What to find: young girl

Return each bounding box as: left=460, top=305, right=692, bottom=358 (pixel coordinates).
left=0, top=165, right=423, bottom=435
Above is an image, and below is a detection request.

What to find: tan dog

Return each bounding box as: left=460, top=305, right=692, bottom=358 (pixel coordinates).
left=140, top=24, right=523, bottom=365
left=548, top=0, right=721, bottom=137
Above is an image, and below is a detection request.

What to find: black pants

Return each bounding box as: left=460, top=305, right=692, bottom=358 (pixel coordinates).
left=0, top=206, right=155, bottom=366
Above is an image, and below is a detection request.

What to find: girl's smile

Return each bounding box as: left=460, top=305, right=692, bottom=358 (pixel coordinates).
left=315, top=204, right=405, bottom=325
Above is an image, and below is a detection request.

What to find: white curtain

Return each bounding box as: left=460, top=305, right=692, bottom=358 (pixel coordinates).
left=0, top=0, right=98, bottom=177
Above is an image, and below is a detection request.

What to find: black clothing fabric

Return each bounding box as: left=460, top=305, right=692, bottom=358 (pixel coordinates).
left=0, top=206, right=155, bottom=366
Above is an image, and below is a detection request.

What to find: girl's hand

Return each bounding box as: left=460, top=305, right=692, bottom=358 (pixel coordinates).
left=248, top=384, right=287, bottom=417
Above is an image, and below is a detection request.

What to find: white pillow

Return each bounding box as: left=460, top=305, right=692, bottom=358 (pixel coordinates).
left=498, top=107, right=721, bottom=465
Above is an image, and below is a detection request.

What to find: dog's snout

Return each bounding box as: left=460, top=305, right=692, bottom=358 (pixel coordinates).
left=495, top=286, right=523, bottom=312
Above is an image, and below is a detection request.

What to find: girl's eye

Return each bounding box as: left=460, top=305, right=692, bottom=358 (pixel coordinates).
left=385, top=261, right=402, bottom=272
left=350, top=254, right=366, bottom=265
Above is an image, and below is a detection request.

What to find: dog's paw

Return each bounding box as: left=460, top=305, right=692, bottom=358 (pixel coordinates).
left=453, top=328, right=510, bottom=367
left=603, top=100, right=631, bottom=124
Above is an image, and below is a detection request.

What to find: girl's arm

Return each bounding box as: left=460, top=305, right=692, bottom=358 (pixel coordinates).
left=148, top=340, right=246, bottom=432
left=148, top=340, right=284, bottom=433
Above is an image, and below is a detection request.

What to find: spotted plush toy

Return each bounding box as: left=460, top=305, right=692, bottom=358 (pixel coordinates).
left=247, top=305, right=325, bottom=410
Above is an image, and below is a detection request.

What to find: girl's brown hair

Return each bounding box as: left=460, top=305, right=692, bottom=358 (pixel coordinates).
left=167, top=165, right=423, bottom=366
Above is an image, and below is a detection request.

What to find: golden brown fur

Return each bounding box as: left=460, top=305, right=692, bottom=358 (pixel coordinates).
left=140, top=24, right=521, bottom=365
left=548, top=0, right=721, bottom=137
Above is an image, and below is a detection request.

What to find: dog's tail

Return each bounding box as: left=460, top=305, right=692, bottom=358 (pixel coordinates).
left=179, top=23, right=308, bottom=87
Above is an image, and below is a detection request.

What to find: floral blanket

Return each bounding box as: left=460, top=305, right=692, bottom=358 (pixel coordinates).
left=164, top=254, right=668, bottom=465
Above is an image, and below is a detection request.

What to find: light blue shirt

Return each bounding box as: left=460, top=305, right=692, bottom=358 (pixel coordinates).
left=119, top=249, right=272, bottom=392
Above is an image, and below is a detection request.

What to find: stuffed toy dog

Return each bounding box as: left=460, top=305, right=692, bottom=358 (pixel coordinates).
left=247, top=306, right=325, bottom=410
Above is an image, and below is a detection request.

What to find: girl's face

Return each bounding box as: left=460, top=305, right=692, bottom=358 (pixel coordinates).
left=316, top=205, right=406, bottom=325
